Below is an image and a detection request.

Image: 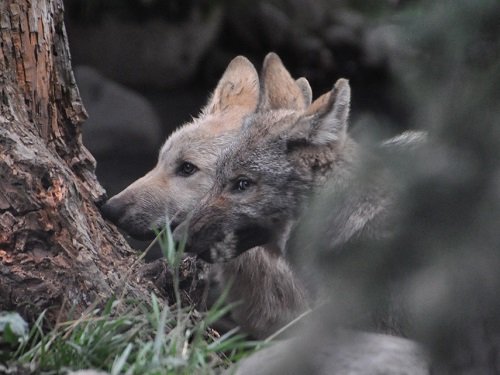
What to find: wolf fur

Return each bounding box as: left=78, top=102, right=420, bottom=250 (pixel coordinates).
left=101, top=55, right=309, bottom=339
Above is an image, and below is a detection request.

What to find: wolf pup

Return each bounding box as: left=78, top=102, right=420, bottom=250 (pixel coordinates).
left=101, top=56, right=310, bottom=339
left=173, top=52, right=361, bottom=262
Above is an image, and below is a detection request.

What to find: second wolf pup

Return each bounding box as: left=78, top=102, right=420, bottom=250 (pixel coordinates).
left=174, top=55, right=362, bottom=261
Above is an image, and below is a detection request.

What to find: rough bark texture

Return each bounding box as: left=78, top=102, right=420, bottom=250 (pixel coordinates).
left=0, top=0, right=169, bottom=323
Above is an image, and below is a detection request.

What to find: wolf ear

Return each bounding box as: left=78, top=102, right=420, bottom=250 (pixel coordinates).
left=287, top=78, right=351, bottom=147
left=257, top=53, right=309, bottom=112
left=296, top=77, right=313, bottom=107
left=203, top=56, right=259, bottom=115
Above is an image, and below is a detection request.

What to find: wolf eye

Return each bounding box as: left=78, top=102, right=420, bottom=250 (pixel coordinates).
left=233, top=177, right=253, bottom=192
left=177, top=162, right=198, bottom=177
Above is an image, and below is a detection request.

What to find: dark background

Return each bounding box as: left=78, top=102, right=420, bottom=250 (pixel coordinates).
left=64, top=0, right=415, bottom=196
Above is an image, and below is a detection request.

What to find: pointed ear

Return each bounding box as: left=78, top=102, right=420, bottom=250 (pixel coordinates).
left=257, top=52, right=309, bottom=112
left=296, top=77, right=312, bottom=107
left=203, top=56, right=259, bottom=115
left=288, top=79, right=351, bottom=147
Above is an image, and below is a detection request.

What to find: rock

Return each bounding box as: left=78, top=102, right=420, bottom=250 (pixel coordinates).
left=324, top=24, right=360, bottom=48
left=75, top=66, right=162, bottom=156
left=287, top=0, right=328, bottom=28
left=332, top=9, right=365, bottom=32
left=258, top=2, right=292, bottom=47
left=68, top=8, right=222, bottom=88
left=232, top=330, right=429, bottom=375
left=363, top=24, right=403, bottom=66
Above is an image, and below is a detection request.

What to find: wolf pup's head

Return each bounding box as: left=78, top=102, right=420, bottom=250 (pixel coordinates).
left=175, top=53, right=351, bottom=262
left=101, top=55, right=312, bottom=240
left=100, top=56, right=261, bottom=239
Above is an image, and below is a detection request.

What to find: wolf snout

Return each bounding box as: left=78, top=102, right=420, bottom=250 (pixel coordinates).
left=100, top=197, right=127, bottom=223
left=101, top=195, right=160, bottom=240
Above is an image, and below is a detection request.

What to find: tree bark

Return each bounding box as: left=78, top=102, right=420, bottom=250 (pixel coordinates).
left=0, top=0, right=166, bottom=323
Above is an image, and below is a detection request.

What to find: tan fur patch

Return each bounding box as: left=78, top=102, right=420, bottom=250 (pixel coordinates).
left=203, top=56, right=259, bottom=115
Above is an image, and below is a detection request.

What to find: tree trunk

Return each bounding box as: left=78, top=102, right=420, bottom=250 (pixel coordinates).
left=0, top=0, right=166, bottom=323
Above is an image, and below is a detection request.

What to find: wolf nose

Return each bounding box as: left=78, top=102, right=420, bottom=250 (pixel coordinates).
left=100, top=197, right=126, bottom=224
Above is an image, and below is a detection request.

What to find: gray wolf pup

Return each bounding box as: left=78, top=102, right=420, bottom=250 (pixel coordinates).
left=174, top=52, right=364, bottom=262
left=101, top=56, right=260, bottom=237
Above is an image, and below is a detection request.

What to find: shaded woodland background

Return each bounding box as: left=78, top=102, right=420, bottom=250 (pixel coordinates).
left=64, top=0, right=414, bottom=190
left=64, top=0, right=422, bottom=253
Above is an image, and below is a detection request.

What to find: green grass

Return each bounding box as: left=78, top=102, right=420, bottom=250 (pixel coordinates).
left=1, top=225, right=259, bottom=374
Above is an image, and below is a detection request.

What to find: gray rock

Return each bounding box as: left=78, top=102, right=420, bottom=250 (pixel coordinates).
left=258, top=2, right=292, bottom=47
left=75, top=66, right=162, bottom=156
left=324, top=24, right=360, bottom=48
left=68, top=8, right=222, bottom=88
left=363, top=24, right=403, bottom=66
left=233, top=330, right=429, bottom=375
